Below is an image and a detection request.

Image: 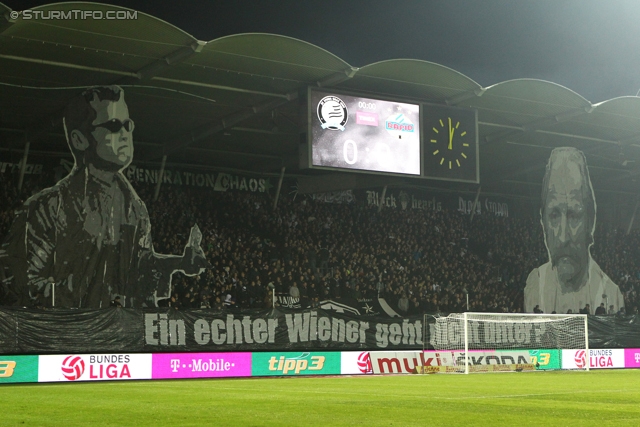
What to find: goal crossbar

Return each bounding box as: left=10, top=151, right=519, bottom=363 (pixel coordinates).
left=427, top=312, right=589, bottom=374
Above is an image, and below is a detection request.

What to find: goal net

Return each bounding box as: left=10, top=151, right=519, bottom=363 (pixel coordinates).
left=423, top=312, right=589, bottom=374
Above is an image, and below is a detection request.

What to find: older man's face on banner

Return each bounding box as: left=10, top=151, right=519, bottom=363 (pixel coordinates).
left=542, top=159, right=590, bottom=285
left=89, top=96, right=134, bottom=169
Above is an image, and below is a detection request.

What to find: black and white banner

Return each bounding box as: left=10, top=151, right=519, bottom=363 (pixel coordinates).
left=0, top=306, right=638, bottom=354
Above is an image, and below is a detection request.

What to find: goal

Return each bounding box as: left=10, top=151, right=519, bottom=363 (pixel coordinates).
left=424, top=312, right=589, bottom=374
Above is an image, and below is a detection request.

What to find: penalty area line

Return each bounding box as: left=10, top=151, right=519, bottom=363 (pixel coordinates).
left=431, top=388, right=630, bottom=400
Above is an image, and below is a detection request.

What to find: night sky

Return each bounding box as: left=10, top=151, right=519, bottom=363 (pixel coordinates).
left=5, top=0, right=640, bottom=103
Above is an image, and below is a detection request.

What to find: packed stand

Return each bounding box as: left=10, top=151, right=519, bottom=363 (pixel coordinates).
left=1, top=171, right=639, bottom=315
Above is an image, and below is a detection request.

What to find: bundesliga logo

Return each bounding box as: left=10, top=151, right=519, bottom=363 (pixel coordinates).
left=574, top=350, right=586, bottom=368
left=357, top=352, right=372, bottom=374
left=635, top=353, right=640, bottom=364
left=61, top=356, right=85, bottom=381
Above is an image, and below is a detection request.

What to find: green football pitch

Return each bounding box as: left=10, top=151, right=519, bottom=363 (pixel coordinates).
left=1, top=370, right=639, bottom=426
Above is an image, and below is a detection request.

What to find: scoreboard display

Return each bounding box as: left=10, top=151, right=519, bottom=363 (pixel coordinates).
left=307, top=88, right=421, bottom=176
left=303, top=88, right=479, bottom=183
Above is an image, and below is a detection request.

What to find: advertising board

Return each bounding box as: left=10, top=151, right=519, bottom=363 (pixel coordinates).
left=369, top=350, right=559, bottom=374
left=252, top=352, right=340, bottom=376
left=152, top=352, right=252, bottom=379
left=38, top=354, right=152, bottom=382
left=0, top=355, right=38, bottom=384
left=624, top=348, right=640, bottom=368
left=561, top=349, right=625, bottom=370
left=340, top=351, right=372, bottom=375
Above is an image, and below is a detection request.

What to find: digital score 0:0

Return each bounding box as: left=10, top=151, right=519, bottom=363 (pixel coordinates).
left=309, top=89, right=421, bottom=176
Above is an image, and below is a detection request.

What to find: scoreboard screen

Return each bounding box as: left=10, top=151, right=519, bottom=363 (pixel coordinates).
left=307, top=88, right=421, bottom=176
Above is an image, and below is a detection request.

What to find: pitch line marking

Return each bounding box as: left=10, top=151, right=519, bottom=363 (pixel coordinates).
left=116, top=383, right=632, bottom=401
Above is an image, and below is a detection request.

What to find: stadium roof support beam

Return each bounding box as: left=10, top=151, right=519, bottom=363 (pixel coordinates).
left=161, top=95, right=295, bottom=156
left=600, top=167, right=640, bottom=184
left=152, top=76, right=291, bottom=99
left=482, top=106, right=594, bottom=147
left=481, top=107, right=598, bottom=182
left=627, top=200, right=640, bottom=235
left=3, top=38, right=208, bottom=149
left=0, top=49, right=143, bottom=148
left=0, top=54, right=138, bottom=78
left=152, top=155, right=167, bottom=202
left=272, top=166, right=286, bottom=211
left=316, top=67, right=359, bottom=88
left=117, top=41, right=206, bottom=85
left=445, top=88, right=486, bottom=106
left=378, top=185, right=387, bottom=212
left=0, top=10, right=16, bottom=34
left=16, top=137, right=30, bottom=192
left=160, top=67, right=358, bottom=156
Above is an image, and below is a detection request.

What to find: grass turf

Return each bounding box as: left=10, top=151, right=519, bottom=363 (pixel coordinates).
left=1, top=369, right=639, bottom=426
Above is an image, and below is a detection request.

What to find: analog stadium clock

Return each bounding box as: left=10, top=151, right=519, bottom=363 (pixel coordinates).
left=423, top=104, right=479, bottom=183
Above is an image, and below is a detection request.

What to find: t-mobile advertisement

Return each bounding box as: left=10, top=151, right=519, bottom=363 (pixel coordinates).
left=152, top=353, right=252, bottom=379
left=624, top=349, right=640, bottom=368
left=38, top=354, right=152, bottom=382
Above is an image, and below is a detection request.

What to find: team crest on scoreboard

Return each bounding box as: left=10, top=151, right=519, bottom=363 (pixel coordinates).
left=385, top=113, right=415, bottom=139
left=317, top=96, right=348, bottom=131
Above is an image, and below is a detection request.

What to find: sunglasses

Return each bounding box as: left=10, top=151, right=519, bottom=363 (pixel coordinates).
left=93, top=118, right=135, bottom=133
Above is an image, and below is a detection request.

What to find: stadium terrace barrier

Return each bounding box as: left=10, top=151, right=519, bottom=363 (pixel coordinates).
left=0, top=307, right=640, bottom=355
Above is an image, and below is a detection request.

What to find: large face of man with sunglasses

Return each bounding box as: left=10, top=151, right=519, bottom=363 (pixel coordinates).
left=0, top=85, right=207, bottom=308
left=79, top=89, right=134, bottom=171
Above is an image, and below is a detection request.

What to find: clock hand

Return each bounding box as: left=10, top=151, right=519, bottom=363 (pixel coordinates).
left=448, top=117, right=454, bottom=150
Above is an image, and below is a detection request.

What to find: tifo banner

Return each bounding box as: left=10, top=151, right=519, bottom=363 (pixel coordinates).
left=251, top=352, right=340, bottom=376
left=0, top=306, right=425, bottom=353
left=561, top=349, right=625, bottom=370
left=0, top=355, right=38, bottom=383
left=309, top=190, right=355, bottom=204
left=2, top=307, right=640, bottom=354
left=360, top=189, right=513, bottom=217
left=125, top=165, right=272, bottom=193
left=0, top=161, right=44, bottom=175
left=152, top=352, right=252, bottom=379
left=38, top=354, right=152, bottom=382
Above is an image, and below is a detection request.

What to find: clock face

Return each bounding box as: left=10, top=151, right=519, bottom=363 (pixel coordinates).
left=423, top=105, right=478, bottom=183
left=430, top=116, right=471, bottom=170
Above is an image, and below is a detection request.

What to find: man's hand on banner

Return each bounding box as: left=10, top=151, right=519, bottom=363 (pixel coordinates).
left=181, top=224, right=210, bottom=275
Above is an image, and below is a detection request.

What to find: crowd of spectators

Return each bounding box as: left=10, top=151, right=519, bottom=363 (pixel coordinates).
left=1, top=169, right=640, bottom=316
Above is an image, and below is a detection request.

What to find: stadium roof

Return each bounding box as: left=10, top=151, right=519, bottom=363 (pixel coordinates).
left=2, top=1, right=640, bottom=200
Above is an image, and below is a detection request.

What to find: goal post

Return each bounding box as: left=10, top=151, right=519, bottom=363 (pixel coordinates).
left=423, top=312, right=589, bottom=374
